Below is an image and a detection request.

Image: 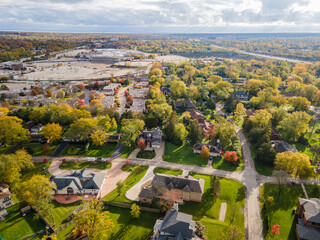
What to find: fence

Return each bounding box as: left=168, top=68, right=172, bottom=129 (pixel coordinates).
left=103, top=201, right=160, bottom=213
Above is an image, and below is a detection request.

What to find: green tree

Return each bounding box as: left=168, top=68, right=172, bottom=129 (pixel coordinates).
left=213, top=81, right=233, bottom=99
left=0, top=116, right=30, bottom=146
left=19, top=175, right=56, bottom=225
left=256, top=142, right=276, bottom=166
left=73, top=199, right=114, bottom=240
left=42, top=123, right=62, bottom=143
left=130, top=203, right=141, bottom=219
left=173, top=123, right=188, bottom=145
left=152, top=103, right=172, bottom=124
left=90, top=128, right=109, bottom=146
left=215, top=118, right=236, bottom=147
left=164, top=111, right=178, bottom=141
left=120, top=118, right=145, bottom=147
left=234, top=103, right=246, bottom=122
left=289, top=96, right=310, bottom=112
left=277, top=111, right=311, bottom=141
left=170, top=80, right=186, bottom=98
left=189, top=120, right=203, bottom=145
left=210, top=175, right=221, bottom=196
left=65, top=118, right=98, bottom=141
left=219, top=225, right=245, bottom=240
left=301, top=84, right=318, bottom=102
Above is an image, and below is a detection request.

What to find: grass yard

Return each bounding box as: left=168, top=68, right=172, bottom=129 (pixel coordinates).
left=163, top=143, right=207, bottom=167
left=103, top=165, right=148, bottom=203
left=212, top=156, right=244, bottom=171
left=250, top=146, right=273, bottom=176
left=59, top=161, right=112, bottom=170
left=120, top=146, right=135, bottom=158
left=0, top=203, right=45, bottom=240
left=153, top=167, right=183, bottom=175
left=136, top=150, right=156, bottom=159
left=24, top=143, right=58, bottom=156
left=55, top=205, right=159, bottom=240
left=260, top=184, right=320, bottom=240
left=180, top=173, right=245, bottom=239
left=62, top=143, right=117, bottom=157
left=21, top=161, right=52, bottom=181
left=51, top=201, right=80, bottom=227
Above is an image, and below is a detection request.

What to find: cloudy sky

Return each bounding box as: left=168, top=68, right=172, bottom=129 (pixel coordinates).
left=1, top=0, right=320, bottom=33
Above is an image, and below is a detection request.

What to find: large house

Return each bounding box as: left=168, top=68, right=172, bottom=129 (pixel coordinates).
left=152, top=203, right=196, bottom=240
left=140, top=128, right=163, bottom=149
left=174, top=100, right=196, bottom=111
left=50, top=169, right=106, bottom=197
left=193, top=143, right=222, bottom=157
left=189, top=110, right=214, bottom=134
left=0, top=184, right=13, bottom=220
left=296, top=198, right=320, bottom=240
left=139, top=174, right=205, bottom=204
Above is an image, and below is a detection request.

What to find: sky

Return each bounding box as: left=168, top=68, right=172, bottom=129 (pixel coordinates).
left=1, top=0, right=320, bottom=33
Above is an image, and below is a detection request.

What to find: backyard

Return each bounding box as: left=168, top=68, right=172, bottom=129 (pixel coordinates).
left=61, top=143, right=117, bottom=157
left=260, top=183, right=320, bottom=240
left=163, top=143, right=207, bottom=167
left=0, top=203, right=45, bottom=240
left=103, top=165, right=148, bottom=203
left=179, top=173, right=245, bottom=239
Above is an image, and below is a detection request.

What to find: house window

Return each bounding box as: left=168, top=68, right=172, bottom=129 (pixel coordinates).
left=3, top=197, right=10, bottom=202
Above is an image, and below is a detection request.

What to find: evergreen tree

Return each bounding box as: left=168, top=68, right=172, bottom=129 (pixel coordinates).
left=189, top=120, right=203, bottom=145
left=210, top=175, right=221, bottom=196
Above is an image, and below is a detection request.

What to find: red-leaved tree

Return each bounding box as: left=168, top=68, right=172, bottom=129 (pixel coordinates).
left=138, top=139, right=147, bottom=152
left=271, top=224, right=280, bottom=237
left=77, top=83, right=85, bottom=90
left=224, top=151, right=238, bottom=163
left=43, top=143, right=50, bottom=152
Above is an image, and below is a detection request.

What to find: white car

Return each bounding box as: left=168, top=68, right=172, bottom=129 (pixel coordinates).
left=86, top=157, right=96, bottom=162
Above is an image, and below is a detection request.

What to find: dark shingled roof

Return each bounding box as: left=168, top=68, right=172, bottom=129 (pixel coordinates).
left=138, top=187, right=153, bottom=199
left=193, top=143, right=222, bottom=154
left=296, top=219, right=320, bottom=240
left=189, top=110, right=205, bottom=120
left=152, top=174, right=204, bottom=194
left=299, top=198, right=320, bottom=223
left=160, top=87, right=171, bottom=93
left=174, top=100, right=196, bottom=109
left=272, top=140, right=298, bottom=153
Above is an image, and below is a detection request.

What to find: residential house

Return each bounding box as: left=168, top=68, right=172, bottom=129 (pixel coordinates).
left=50, top=169, right=106, bottom=197
left=296, top=198, right=320, bottom=240
left=234, top=91, right=250, bottom=101
left=174, top=100, right=196, bottom=111
left=152, top=203, right=196, bottom=240
left=193, top=143, right=222, bottom=157
left=30, top=124, right=43, bottom=134
left=271, top=129, right=282, bottom=140
left=139, top=174, right=205, bottom=204
left=140, top=128, right=162, bottom=148
left=0, top=184, right=13, bottom=220
left=271, top=140, right=298, bottom=153
left=160, top=87, right=171, bottom=96
left=189, top=110, right=214, bottom=134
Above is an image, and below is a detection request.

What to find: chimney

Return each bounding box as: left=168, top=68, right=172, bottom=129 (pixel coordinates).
left=173, top=203, right=178, bottom=212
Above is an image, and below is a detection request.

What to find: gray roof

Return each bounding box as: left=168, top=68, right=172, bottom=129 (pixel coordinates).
left=299, top=198, right=320, bottom=223
left=152, top=174, right=204, bottom=194
left=159, top=210, right=194, bottom=239
left=193, top=143, right=222, bottom=154
left=174, top=100, right=196, bottom=109
left=272, top=140, right=298, bottom=153
left=50, top=169, right=106, bottom=191
left=138, top=187, right=153, bottom=199
left=296, top=221, right=320, bottom=240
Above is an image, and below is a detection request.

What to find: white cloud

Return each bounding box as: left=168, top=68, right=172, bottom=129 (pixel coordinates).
left=0, top=0, right=320, bottom=32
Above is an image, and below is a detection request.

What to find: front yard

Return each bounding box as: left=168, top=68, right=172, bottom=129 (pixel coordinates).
left=136, top=150, right=156, bottom=159
left=163, top=143, right=207, bottom=167
left=61, top=143, right=117, bottom=157
left=180, top=173, right=245, bottom=239
left=211, top=156, right=244, bottom=171
left=0, top=203, right=45, bottom=240
left=24, top=143, right=58, bottom=156
left=59, top=161, right=112, bottom=170
left=260, top=183, right=320, bottom=240
left=153, top=167, right=183, bottom=175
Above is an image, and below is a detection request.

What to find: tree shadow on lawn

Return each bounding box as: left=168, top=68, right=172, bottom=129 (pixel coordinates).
left=236, top=187, right=245, bottom=202
left=180, top=189, right=216, bottom=220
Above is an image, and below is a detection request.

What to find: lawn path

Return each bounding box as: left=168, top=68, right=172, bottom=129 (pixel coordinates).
left=219, top=202, right=227, bottom=222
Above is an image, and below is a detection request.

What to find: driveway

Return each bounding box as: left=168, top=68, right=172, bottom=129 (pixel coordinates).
left=125, top=166, right=155, bottom=201
left=128, top=141, right=165, bottom=162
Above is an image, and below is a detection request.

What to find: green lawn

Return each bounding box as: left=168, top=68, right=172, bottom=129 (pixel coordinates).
left=180, top=173, right=245, bottom=239
left=21, top=161, right=52, bottom=181
left=0, top=203, right=45, bottom=240
left=153, top=167, right=183, bottom=175
left=120, top=146, right=135, bottom=158
left=260, top=184, right=320, bottom=240
left=55, top=205, right=159, bottom=240
left=24, top=143, right=58, bottom=156
left=163, top=143, right=207, bottom=167
left=250, top=146, right=273, bottom=176
left=212, top=156, right=244, bottom=171
left=59, top=161, right=112, bottom=170
left=51, top=201, right=80, bottom=228
left=103, top=165, right=148, bottom=203
left=62, top=143, right=117, bottom=157
left=136, top=150, right=156, bottom=159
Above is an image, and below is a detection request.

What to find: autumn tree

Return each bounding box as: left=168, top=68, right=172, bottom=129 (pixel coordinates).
left=138, top=139, right=147, bottom=152
left=289, top=96, right=310, bottom=112
left=46, top=89, right=53, bottom=98
left=234, top=103, right=246, bottom=122
left=224, top=151, right=238, bottom=163
left=42, top=123, right=62, bottom=143
left=64, top=118, right=98, bottom=141
left=277, top=111, right=310, bottom=141
left=73, top=199, right=114, bottom=240
left=170, top=80, right=187, bottom=98
left=0, top=116, right=30, bottom=146
left=152, top=102, right=172, bottom=124
left=204, top=126, right=216, bottom=142
left=120, top=118, right=145, bottom=147
left=271, top=224, right=280, bottom=237
left=272, top=96, right=288, bottom=108
left=19, top=175, right=56, bottom=225
left=275, top=152, right=313, bottom=178
left=200, top=145, right=209, bottom=161
left=130, top=203, right=141, bottom=219
left=210, top=175, right=221, bottom=196
left=90, top=128, right=109, bottom=146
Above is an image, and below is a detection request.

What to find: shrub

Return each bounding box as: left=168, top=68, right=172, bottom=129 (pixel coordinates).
left=73, top=159, right=77, bottom=165
left=43, top=158, right=48, bottom=163
left=43, top=143, right=50, bottom=152
left=224, top=151, right=238, bottom=163
left=62, top=158, right=67, bottom=163
left=126, top=159, right=130, bottom=165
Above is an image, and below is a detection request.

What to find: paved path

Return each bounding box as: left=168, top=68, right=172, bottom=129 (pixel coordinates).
left=219, top=202, right=227, bottom=222
left=125, top=166, right=155, bottom=201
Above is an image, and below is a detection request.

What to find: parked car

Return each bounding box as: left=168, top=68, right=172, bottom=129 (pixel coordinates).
left=97, top=157, right=106, bottom=162
left=86, top=157, right=96, bottom=162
